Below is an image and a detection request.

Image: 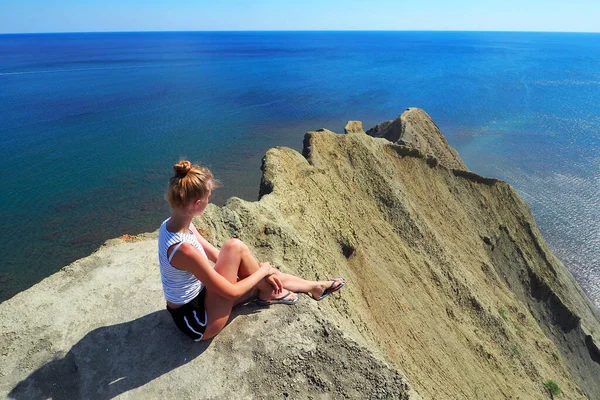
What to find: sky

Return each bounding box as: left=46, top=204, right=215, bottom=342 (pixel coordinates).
left=1, top=0, right=599, bottom=34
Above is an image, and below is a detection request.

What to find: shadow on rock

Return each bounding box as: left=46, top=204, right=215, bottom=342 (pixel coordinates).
left=8, top=305, right=259, bottom=399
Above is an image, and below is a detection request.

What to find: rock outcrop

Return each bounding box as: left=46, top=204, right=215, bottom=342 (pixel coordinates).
left=344, top=120, right=365, bottom=134
left=2, top=108, right=599, bottom=399
left=367, top=107, right=467, bottom=170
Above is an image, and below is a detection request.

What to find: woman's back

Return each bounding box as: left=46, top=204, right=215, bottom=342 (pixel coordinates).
left=158, top=218, right=207, bottom=305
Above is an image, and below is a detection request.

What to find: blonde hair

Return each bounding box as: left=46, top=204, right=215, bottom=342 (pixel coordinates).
left=167, top=160, right=220, bottom=208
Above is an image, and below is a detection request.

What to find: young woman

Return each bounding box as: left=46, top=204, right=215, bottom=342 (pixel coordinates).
left=159, top=160, right=346, bottom=341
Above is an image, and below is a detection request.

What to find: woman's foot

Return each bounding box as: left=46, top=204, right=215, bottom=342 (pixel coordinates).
left=309, top=278, right=346, bottom=301
left=256, top=290, right=299, bottom=306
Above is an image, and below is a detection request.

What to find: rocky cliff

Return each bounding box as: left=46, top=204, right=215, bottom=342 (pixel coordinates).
left=2, top=108, right=599, bottom=399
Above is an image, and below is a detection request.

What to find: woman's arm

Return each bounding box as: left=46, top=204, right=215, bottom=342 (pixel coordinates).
left=189, top=223, right=220, bottom=263
left=170, top=243, right=272, bottom=301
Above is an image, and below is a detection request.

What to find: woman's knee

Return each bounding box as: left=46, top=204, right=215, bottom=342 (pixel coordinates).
left=222, top=238, right=247, bottom=254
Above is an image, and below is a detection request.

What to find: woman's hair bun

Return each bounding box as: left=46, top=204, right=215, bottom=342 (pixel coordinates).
left=167, top=159, right=218, bottom=208
left=173, top=160, right=192, bottom=177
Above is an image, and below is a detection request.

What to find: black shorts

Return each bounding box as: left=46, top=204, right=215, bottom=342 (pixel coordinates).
left=167, top=287, right=208, bottom=342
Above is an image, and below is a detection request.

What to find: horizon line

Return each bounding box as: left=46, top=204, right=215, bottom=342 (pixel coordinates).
left=1, top=29, right=599, bottom=35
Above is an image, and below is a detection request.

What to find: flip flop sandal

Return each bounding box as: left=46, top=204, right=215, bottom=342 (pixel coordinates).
left=313, top=278, right=346, bottom=301
left=255, top=290, right=299, bottom=306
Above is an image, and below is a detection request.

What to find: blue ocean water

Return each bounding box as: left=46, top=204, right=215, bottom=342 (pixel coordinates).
left=0, top=31, right=598, bottom=305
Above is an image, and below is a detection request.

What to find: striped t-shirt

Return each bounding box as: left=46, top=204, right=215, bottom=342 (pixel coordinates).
left=158, top=218, right=208, bottom=305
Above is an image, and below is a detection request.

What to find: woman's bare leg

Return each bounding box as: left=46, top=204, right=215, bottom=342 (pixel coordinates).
left=203, top=239, right=293, bottom=339
left=272, top=272, right=343, bottom=299
left=230, top=239, right=292, bottom=301
left=231, top=238, right=342, bottom=299
left=203, top=238, right=343, bottom=340
left=202, top=239, right=254, bottom=339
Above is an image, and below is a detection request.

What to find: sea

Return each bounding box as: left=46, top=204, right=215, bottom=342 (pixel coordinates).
left=0, top=31, right=598, bottom=306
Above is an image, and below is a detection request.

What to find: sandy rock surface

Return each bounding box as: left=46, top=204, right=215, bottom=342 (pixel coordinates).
left=1, top=236, right=416, bottom=399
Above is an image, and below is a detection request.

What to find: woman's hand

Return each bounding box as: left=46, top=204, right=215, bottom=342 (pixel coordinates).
left=265, top=274, right=283, bottom=295
left=259, top=261, right=275, bottom=276
left=259, top=262, right=283, bottom=294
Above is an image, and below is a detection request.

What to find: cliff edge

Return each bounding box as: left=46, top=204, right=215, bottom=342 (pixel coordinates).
left=2, top=108, right=599, bottom=399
